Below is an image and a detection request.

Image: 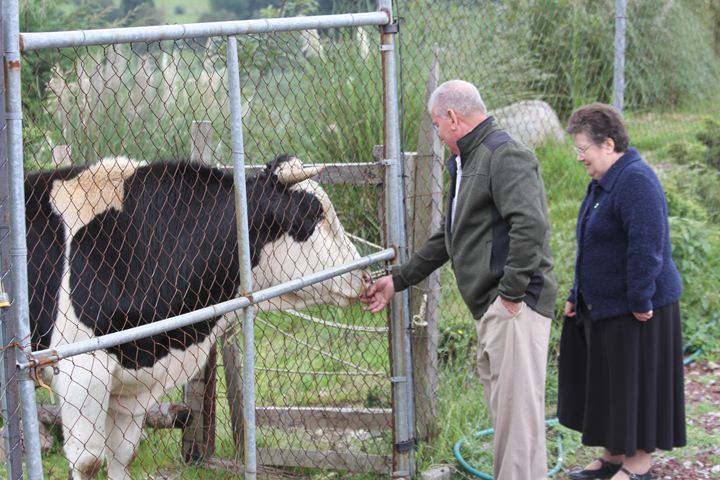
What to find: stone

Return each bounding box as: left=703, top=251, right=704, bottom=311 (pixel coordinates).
left=490, top=100, right=565, bottom=148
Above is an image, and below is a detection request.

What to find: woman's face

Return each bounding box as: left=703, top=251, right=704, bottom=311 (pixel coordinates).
left=572, top=132, right=616, bottom=180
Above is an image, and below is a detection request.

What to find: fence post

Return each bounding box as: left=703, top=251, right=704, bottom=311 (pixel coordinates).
left=190, top=120, right=213, bottom=165
left=378, top=0, right=415, bottom=477
left=614, top=0, right=627, bottom=112
left=181, top=348, right=217, bottom=462
left=0, top=0, right=24, bottom=475
left=226, top=35, right=258, bottom=480
left=182, top=121, right=217, bottom=462
left=220, top=323, right=244, bottom=453
left=2, top=0, right=45, bottom=477
left=51, top=144, right=72, bottom=167
left=408, top=48, right=442, bottom=442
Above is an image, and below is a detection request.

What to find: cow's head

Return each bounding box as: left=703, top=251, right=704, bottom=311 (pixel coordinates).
left=251, top=155, right=371, bottom=310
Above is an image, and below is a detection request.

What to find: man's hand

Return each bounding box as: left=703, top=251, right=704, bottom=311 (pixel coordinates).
left=500, top=296, right=522, bottom=316
left=359, top=275, right=395, bottom=313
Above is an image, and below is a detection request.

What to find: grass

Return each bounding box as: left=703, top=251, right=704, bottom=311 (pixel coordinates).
left=155, top=0, right=210, bottom=24
left=17, top=78, right=720, bottom=480
left=418, top=107, right=720, bottom=478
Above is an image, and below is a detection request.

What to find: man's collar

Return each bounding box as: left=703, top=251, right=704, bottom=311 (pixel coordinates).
left=456, top=116, right=494, bottom=155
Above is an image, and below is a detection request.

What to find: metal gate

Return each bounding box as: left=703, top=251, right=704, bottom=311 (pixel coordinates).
left=0, top=0, right=414, bottom=478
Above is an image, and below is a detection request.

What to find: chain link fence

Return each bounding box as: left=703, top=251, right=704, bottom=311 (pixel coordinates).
left=3, top=0, right=720, bottom=478
left=388, top=0, right=720, bottom=460
left=10, top=17, right=403, bottom=479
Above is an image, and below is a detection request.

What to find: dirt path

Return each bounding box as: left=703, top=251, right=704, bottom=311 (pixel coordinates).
left=649, top=361, right=720, bottom=479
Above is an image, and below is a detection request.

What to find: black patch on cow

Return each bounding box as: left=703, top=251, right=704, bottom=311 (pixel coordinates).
left=26, top=166, right=87, bottom=351
left=60, top=159, right=325, bottom=369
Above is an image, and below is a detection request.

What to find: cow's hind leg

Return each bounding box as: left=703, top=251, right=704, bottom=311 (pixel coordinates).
left=104, top=392, right=153, bottom=480
left=54, top=355, right=111, bottom=479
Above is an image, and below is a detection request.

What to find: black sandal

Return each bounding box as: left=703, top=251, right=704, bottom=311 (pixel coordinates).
left=619, top=466, right=653, bottom=480
left=567, top=457, right=622, bottom=479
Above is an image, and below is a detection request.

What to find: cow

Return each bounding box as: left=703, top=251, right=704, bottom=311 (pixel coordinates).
left=25, top=154, right=371, bottom=479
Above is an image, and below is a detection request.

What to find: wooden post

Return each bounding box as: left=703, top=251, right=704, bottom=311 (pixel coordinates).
left=220, top=322, right=244, bottom=453
left=51, top=144, right=72, bottom=167
left=182, top=348, right=217, bottom=462
left=182, top=121, right=217, bottom=462
left=190, top=120, right=213, bottom=165
left=409, top=48, right=443, bottom=441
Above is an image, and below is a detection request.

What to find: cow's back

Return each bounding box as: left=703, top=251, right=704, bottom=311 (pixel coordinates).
left=52, top=161, right=239, bottom=369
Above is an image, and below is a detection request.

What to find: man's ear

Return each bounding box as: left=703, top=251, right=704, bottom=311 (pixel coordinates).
left=448, top=109, right=459, bottom=129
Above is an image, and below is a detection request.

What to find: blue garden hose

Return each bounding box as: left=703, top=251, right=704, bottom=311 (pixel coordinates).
left=453, top=418, right=563, bottom=479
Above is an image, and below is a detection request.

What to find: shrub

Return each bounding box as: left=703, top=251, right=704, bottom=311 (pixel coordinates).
left=665, top=141, right=707, bottom=166
left=697, top=117, right=720, bottom=170
left=437, top=318, right=474, bottom=366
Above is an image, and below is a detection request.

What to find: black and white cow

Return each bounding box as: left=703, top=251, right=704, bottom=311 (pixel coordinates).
left=26, top=154, right=370, bottom=479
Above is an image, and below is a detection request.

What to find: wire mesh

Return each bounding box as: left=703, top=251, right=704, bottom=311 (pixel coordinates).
left=19, top=26, right=392, bottom=479
left=389, top=0, right=720, bottom=454
left=8, top=0, right=720, bottom=478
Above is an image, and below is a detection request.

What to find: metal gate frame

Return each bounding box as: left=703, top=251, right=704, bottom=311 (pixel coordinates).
left=0, top=0, right=415, bottom=478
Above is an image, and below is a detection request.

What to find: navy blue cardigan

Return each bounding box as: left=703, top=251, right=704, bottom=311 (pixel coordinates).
left=568, top=148, right=682, bottom=320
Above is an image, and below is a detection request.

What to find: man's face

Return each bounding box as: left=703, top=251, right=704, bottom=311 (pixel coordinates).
left=431, top=108, right=460, bottom=155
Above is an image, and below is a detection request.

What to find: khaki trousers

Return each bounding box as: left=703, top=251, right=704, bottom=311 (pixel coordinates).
left=475, top=296, right=552, bottom=480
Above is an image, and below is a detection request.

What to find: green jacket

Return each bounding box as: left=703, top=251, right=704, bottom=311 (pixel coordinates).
left=392, top=117, right=557, bottom=318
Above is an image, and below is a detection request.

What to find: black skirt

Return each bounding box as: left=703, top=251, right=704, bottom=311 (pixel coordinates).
left=557, top=301, right=687, bottom=456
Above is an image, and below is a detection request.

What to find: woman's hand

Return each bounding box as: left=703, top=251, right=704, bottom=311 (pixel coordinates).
left=633, top=310, right=653, bottom=322
left=564, top=301, right=576, bottom=318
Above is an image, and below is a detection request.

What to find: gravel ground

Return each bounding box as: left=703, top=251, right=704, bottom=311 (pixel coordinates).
left=560, top=360, right=720, bottom=480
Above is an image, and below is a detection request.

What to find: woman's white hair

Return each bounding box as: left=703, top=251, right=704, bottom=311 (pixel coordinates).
left=427, top=79, right=487, bottom=117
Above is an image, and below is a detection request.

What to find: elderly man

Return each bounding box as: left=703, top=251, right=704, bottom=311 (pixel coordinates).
left=362, top=79, right=556, bottom=480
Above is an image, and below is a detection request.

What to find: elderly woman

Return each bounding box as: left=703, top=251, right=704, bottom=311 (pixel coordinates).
left=557, top=103, right=686, bottom=480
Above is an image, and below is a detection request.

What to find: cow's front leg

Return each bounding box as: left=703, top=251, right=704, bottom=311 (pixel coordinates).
left=104, top=392, right=153, bottom=480
left=54, top=354, right=111, bottom=479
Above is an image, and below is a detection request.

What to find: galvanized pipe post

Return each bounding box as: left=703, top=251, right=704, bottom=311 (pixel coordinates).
left=2, top=0, right=45, bottom=478
left=0, top=0, right=24, bottom=477
left=227, top=35, right=257, bottom=480
left=377, top=0, right=415, bottom=477
left=614, top=0, right=627, bottom=112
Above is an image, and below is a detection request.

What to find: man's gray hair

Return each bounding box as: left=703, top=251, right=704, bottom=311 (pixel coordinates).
left=427, top=79, right=487, bottom=117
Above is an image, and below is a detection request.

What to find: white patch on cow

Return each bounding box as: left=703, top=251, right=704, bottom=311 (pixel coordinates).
left=49, top=156, right=144, bottom=237
left=114, top=314, right=231, bottom=393
left=253, top=176, right=365, bottom=310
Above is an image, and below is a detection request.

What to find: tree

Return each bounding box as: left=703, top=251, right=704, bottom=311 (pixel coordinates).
left=120, top=0, right=155, bottom=14
left=209, top=0, right=251, bottom=18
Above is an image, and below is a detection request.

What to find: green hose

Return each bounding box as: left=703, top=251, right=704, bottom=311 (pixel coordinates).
left=453, top=418, right=563, bottom=479
left=683, top=317, right=717, bottom=366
